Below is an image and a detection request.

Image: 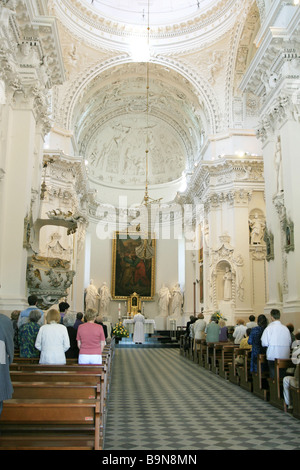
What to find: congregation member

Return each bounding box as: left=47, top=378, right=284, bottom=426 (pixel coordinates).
left=18, top=295, right=44, bottom=328
left=0, top=314, right=14, bottom=417
left=239, top=328, right=252, bottom=350
left=35, top=308, right=70, bottom=364
left=219, top=319, right=228, bottom=342
left=246, top=315, right=258, bottom=329
left=261, top=309, right=291, bottom=378
left=76, top=308, right=106, bottom=364
left=58, top=301, right=70, bottom=324
left=95, top=315, right=108, bottom=339
left=248, top=314, right=268, bottom=373
left=286, top=323, right=296, bottom=343
left=63, top=312, right=79, bottom=359
left=73, top=312, right=84, bottom=330
left=18, top=310, right=41, bottom=358
left=283, top=332, right=300, bottom=411
left=10, top=310, right=20, bottom=349
left=193, top=313, right=206, bottom=344
left=233, top=319, right=247, bottom=344
left=205, top=315, right=220, bottom=342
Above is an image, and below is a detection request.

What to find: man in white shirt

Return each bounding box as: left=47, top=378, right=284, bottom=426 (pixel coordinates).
left=233, top=319, right=247, bottom=344
left=261, top=309, right=291, bottom=378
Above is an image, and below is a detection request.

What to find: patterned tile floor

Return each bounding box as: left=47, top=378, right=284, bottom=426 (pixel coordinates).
left=104, top=348, right=300, bottom=451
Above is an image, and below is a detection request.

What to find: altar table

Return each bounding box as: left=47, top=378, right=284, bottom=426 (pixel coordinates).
left=123, top=319, right=156, bottom=335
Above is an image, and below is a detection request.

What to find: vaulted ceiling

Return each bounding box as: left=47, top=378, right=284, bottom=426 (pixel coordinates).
left=49, top=0, right=260, bottom=202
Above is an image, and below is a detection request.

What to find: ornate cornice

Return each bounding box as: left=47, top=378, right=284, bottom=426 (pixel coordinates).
left=256, top=88, right=300, bottom=142
left=185, top=154, right=264, bottom=201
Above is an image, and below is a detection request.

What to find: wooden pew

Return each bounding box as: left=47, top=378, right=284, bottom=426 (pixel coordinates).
left=11, top=381, right=101, bottom=400
left=238, top=349, right=253, bottom=392
left=0, top=398, right=101, bottom=450
left=252, top=354, right=269, bottom=401
left=290, top=365, right=300, bottom=420
left=228, top=348, right=244, bottom=385
left=10, top=363, right=107, bottom=390
left=179, top=335, right=185, bottom=356
left=2, top=343, right=115, bottom=450
left=218, top=344, right=238, bottom=380
left=268, top=358, right=294, bottom=410
left=10, top=364, right=107, bottom=425
left=204, top=342, right=216, bottom=371
left=211, top=343, right=225, bottom=374
left=193, top=339, right=202, bottom=363
left=197, top=340, right=207, bottom=367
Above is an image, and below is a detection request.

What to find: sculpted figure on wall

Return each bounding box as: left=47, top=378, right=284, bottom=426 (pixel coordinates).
left=223, top=267, right=232, bottom=301
left=84, top=279, right=100, bottom=311
left=275, top=135, right=283, bottom=194
left=249, top=212, right=265, bottom=245
left=99, top=282, right=112, bottom=315
left=157, top=284, right=171, bottom=317
left=170, top=283, right=183, bottom=319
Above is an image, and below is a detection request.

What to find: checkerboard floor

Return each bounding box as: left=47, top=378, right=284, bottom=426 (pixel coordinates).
left=104, top=348, right=300, bottom=450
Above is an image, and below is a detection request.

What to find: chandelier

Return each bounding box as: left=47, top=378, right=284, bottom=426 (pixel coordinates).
left=135, top=1, right=162, bottom=260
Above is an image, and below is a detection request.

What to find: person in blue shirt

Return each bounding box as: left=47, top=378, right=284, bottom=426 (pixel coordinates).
left=17, top=295, right=44, bottom=328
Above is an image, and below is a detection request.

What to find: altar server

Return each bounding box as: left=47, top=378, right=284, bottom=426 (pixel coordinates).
left=133, top=310, right=145, bottom=344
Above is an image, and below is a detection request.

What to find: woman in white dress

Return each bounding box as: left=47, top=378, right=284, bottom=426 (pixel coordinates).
left=35, top=308, right=70, bottom=364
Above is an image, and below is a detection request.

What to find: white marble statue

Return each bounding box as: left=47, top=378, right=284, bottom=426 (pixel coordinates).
left=249, top=213, right=265, bottom=245
left=275, top=135, right=283, bottom=193
left=223, top=267, right=232, bottom=301
left=99, top=282, right=112, bottom=315
left=170, top=283, right=183, bottom=319
left=158, top=284, right=171, bottom=317
left=85, top=279, right=100, bottom=311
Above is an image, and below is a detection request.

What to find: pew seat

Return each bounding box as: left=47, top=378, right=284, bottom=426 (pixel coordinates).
left=218, top=345, right=239, bottom=380
left=0, top=398, right=102, bottom=450
left=268, top=358, right=294, bottom=410
left=252, top=354, right=269, bottom=401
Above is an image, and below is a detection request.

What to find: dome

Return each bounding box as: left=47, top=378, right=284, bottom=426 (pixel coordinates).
left=86, top=0, right=216, bottom=26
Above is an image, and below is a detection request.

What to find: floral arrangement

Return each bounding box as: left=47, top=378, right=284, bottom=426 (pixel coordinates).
left=112, top=321, right=129, bottom=338
left=212, top=311, right=227, bottom=322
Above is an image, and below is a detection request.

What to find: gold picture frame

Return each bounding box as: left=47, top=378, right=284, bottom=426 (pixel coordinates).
left=111, top=231, right=155, bottom=300
left=198, top=224, right=203, bottom=263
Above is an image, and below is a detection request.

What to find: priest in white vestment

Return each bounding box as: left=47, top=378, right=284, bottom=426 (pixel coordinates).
left=133, top=311, right=145, bottom=344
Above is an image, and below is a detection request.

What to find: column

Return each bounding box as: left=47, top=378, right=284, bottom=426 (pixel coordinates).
left=0, top=92, right=41, bottom=311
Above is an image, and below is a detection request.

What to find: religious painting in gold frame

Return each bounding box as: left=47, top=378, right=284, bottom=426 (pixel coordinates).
left=198, top=224, right=203, bottom=263
left=111, top=231, right=155, bottom=300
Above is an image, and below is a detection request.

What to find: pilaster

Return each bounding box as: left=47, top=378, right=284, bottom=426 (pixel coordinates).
left=240, top=0, right=300, bottom=323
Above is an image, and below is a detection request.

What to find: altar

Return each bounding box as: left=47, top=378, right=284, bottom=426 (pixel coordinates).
left=123, top=319, right=156, bottom=335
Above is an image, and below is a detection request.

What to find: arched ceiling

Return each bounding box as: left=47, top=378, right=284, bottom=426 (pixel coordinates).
left=74, top=62, right=204, bottom=188
left=50, top=0, right=260, bottom=203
